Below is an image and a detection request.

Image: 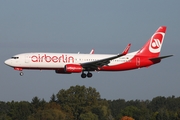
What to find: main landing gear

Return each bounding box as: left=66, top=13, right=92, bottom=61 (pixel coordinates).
left=81, top=72, right=93, bottom=78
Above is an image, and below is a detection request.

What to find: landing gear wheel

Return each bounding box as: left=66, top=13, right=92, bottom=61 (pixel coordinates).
left=20, top=72, right=24, bottom=76
left=81, top=73, right=86, bottom=78
left=87, top=72, right=93, bottom=78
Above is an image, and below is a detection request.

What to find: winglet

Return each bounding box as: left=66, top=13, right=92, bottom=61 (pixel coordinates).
left=90, top=49, right=94, bottom=54
left=122, top=43, right=131, bottom=55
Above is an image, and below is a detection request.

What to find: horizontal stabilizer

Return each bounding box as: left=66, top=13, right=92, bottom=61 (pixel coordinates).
left=149, top=55, right=173, bottom=61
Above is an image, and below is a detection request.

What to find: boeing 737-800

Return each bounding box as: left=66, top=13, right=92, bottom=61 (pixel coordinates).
left=4, top=26, right=173, bottom=78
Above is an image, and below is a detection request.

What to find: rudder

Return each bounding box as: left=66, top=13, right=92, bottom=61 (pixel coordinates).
left=137, top=26, right=166, bottom=57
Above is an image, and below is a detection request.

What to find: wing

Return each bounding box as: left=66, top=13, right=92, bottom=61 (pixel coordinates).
left=80, top=44, right=131, bottom=70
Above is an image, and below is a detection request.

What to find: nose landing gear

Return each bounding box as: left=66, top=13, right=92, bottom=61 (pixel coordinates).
left=20, top=72, right=24, bottom=76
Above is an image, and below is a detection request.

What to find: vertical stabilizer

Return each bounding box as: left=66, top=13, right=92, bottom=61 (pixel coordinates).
left=137, top=26, right=166, bottom=57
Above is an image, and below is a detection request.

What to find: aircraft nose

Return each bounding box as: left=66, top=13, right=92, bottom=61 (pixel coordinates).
left=4, top=59, right=11, bottom=65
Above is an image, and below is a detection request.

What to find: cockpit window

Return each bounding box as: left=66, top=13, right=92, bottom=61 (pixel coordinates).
left=11, top=57, right=19, bottom=59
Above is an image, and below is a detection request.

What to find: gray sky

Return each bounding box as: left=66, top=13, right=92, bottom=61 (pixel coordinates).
left=0, top=0, right=179, bottom=102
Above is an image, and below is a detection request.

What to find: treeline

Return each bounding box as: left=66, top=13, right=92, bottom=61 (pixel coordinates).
left=108, top=96, right=180, bottom=120
left=0, top=85, right=180, bottom=120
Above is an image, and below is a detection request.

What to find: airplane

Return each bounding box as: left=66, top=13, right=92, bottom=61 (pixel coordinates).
left=4, top=26, right=173, bottom=78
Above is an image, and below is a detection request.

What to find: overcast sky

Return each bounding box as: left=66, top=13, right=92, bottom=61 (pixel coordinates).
left=0, top=0, right=179, bottom=102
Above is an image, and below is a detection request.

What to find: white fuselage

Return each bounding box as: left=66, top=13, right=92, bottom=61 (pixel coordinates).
left=5, top=52, right=138, bottom=69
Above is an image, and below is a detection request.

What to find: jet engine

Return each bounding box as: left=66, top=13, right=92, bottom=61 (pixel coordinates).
left=64, top=64, right=83, bottom=73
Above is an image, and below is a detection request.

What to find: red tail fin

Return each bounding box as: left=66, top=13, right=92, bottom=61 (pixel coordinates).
left=137, top=26, right=166, bottom=57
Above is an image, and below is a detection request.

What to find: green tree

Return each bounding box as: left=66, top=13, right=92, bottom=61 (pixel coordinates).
left=79, top=112, right=98, bottom=120
left=50, top=93, right=57, bottom=102
left=31, top=96, right=46, bottom=111
left=155, top=108, right=170, bottom=120
left=119, top=106, right=141, bottom=120
left=28, top=101, right=66, bottom=120
left=108, top=99, right=126, bottom=118
left=7, top=101, right=32, bottom=120
left=0, top=101, right=11, bottom=119
left=56, top=85, right=101, bottom=120
left=27, top=109, right=66, bottom=120
left=148, top=96, right=166, bottom=112
left=31, top=96, right=41, bottom=109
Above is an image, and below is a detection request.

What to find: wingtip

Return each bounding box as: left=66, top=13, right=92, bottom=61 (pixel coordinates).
left=90, top=49, right=94, bottom=54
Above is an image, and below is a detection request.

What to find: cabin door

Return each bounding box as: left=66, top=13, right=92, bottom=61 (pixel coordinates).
left=25, top=56, right=29, bottom=63
left=136, top=57, right=140, bottom=66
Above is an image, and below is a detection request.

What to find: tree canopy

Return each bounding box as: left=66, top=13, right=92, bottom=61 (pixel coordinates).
left=1, top=86, right=180, bottom=120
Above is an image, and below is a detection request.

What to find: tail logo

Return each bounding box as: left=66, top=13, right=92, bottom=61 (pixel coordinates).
left=149, top=32, right=165, bottom=53
left=151, top=39, right=161, bottom=49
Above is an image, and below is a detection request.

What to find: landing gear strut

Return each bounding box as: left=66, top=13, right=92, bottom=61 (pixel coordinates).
left=81, top=72, right=93, bottom=78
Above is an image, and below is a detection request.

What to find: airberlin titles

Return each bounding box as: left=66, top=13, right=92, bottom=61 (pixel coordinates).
left=31, top=54, right=74, bottom=63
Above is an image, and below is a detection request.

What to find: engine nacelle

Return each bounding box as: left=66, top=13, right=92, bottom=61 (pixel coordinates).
left=64, top=64, right=83, bottom=73
left=55, top=69, right=71, bottom=74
